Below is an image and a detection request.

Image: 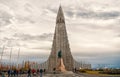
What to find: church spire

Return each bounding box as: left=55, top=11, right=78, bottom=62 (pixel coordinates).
left=56, top=6, right=65, bottom=23
left=48, top=5, right=74, bottom=71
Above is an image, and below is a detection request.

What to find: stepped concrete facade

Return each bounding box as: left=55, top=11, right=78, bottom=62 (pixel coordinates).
left=48, top=6, right=74, bottom=71
left=39, top=6, right=91, bottom=71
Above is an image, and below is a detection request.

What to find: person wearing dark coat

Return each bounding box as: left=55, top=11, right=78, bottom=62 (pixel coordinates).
left=43, top=69, right=46, bottom=74
left=13, top=69, right=17, bottom=76
left=37, top=69, right=39, bottom=74
left=27, top=68, right=31, bottom=77
left=53, top=68, right=56, bottom=74
left=39, top=69, right=43, bottom=77
left=8, top=69, right=11, bottom=77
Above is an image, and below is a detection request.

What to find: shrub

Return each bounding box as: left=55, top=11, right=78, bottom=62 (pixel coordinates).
left=79, top=69, right=86, bottom=73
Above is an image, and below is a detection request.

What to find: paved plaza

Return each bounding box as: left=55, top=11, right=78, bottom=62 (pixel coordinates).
left=3, top=73, right=120, bottom=77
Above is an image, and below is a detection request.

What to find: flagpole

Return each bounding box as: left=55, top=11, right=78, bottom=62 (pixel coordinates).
left=0, top=46, right=5, bottom=70
left=10, top=47, right=12, bottom=69
left=17, top=48, right=20, bottom=69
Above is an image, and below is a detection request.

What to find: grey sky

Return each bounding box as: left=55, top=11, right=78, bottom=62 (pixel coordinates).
left=0, top=0, right=120, bottom=68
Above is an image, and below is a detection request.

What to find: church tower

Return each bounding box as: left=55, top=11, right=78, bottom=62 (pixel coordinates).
left=48, top=6, right=74, bottom=71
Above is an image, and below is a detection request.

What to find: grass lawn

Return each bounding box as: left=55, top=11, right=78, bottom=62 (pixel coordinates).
left=85, top=70, right=120, bottom=76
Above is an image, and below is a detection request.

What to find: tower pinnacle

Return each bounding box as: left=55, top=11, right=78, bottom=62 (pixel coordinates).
left=56, top=6, right=65, bottom=23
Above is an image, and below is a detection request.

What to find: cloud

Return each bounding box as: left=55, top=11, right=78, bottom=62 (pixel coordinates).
left=0, top=47, right=3, bottom=54
left=0, top=6, right=13, bottom=26
left=118, top=34, right=120, bottom=37
left=16, top=16, right=36, bottom=23
left=73, top=51, right=120, bottom=66
left=46, top=7, right=57, bottom=14
left=0, top=32, right=53, bottom=48
left=15, top=3, right=38, bottom=24
left=72, top=50, right=120, bottom=57
left=77, top=11, right=120, bottom=19
left=65, top=7, right=120, bottom=20
left=31, top=46, right=51, bottom=50
left=66, top=10, right=74, bottom=18
left=0, top=36, right=29, bottom=48
left=13, top=33, right=53, bottom=41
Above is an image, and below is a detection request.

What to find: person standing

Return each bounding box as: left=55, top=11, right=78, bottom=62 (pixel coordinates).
left=27, top=68, right=31, bottom=77
left=39, top=69, right=43, bottom=77
left=10, top=69, right=13, bottom=77
left=75, top=67, right=77, bottom=72
left=1, top=72, right=5, bottom=77
left=8, top=69, right=11, bottom=77
left=53, top=68, right=56, bottom=74
left=37, top=69, right=39, bottom=76
left=43, top=69, right=46, bottom=74
left=16, top=69, right=19, bottom=77
left=13, top=69, right=16, bottom=77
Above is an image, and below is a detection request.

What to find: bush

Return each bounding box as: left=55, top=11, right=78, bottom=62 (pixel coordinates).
left=99, top=69, right=120, bottom=75
left=79, top=69, right=86, bottom=73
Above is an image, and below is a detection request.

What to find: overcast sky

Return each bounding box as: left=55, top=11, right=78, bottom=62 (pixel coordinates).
left=0, top=0, right=120, bottom=68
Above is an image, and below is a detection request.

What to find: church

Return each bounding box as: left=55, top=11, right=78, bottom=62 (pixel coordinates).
left=39, top=6, right=91, bottom=71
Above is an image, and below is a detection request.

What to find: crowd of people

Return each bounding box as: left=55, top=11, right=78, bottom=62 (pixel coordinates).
left=7, top=69, right=19, bottom=77
left=0, top=67, right=77, bottom=77
left=27, top=68, right=46, bottom=77
left=0, top=68, right=46, bottom=77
